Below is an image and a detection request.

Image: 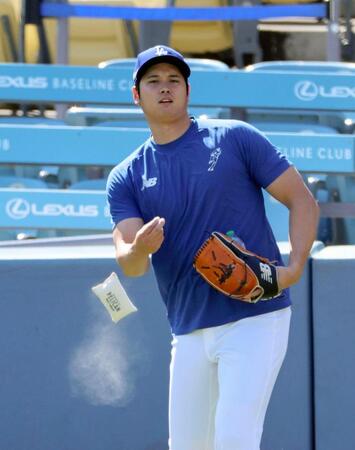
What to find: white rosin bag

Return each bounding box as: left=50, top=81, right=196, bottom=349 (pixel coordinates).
left=91, top=272, right=138, bottom=323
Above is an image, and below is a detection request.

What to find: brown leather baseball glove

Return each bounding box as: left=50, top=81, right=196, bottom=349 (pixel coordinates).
left=193, top=231, right=281, bottom=303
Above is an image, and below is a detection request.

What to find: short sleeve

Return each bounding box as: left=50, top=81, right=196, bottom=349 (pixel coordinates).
left=237, top=123, right=292, bottom=188
left=106, top=164, right=142, bottom=227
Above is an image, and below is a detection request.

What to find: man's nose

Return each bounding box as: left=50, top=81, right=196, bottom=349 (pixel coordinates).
left=160, top=85, right=170, bottom=93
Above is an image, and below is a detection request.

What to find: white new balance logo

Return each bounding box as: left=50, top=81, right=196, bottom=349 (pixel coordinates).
left=260, top=263, right=273, bottom=283
left=142, top=177, right=157, bottom=190
left=155, top=46, right=168, bottom=56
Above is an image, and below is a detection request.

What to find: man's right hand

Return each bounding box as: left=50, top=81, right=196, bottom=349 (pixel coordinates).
left=133, top=216, right=165, bottom=256
left=113, top=216, right=165, bottom=277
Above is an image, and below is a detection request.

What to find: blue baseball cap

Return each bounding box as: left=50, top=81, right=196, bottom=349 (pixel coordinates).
left=133, top=45, right=191, bottom=86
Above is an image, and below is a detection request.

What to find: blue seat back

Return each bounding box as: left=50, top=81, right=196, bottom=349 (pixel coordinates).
left=0, top=176, right=47, bottom=189
left=98, top=57, right=230, bottom=71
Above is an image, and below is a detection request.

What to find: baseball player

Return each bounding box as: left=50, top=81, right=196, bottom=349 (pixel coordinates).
left=107, top=45, right=319, bottom=450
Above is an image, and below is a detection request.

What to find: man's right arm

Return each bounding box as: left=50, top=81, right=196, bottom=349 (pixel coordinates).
left=113, top=216, right=165, bottom=277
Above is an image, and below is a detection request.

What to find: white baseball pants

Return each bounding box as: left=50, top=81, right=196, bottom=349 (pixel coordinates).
left=168, top=307, right=291, bottom=450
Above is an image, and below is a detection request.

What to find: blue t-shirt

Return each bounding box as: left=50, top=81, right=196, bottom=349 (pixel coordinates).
left=107, top=118, right=292, bottom=335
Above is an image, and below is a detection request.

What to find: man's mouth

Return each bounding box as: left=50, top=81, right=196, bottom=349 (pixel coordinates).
left=159, top=99, right=173, bottom=104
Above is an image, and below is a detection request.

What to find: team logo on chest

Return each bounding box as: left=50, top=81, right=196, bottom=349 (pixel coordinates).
left=208, top=147, right=222, bottom=172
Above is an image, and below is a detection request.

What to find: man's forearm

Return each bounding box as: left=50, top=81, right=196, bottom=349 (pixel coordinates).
left=116, top=242, right=150, bottom=277
left=288, top=195, right=320, bottom=276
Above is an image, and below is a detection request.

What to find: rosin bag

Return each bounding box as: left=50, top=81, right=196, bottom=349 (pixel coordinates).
left=91, top=272, right=138, bottom=323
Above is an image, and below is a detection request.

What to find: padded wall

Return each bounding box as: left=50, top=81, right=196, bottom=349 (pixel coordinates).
left=312, top=246, right=355, bottom=450
left=0, top=241, right=317, bottom=449
left=261, top=242, right=323, bottom=450
left=0, top=245, right=171, bottom=450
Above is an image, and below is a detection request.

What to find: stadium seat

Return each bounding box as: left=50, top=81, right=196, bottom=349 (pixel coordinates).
left=325, top=175, right=355, bottom=244
left=131, top=0, right=234, bottom=55
left=65, top=104, right=230, bottom=126
left=0, top=117, right=66, bottom=125
left=247, top=59, right=355, bottom=241
left=307, top=175, right=334, bottom=244
left=249, top=116, right=344, bottom=245
left=0, top=165, right=15, bottom=176
left=246, top=61, right=355, bottom=244
left=64, top=106, right=148, bottom=127
left=55, top=166, right=108, bottom=189
left=0, top=116, right=67, bottom=187
left=0, top=0, right=39, bottom=63
left=244, top=61, right=355, bottom=243
left=264, top=173, right=337, bottom=244
left=259, top=155, right=339, bottom=244
left=65, top=57, right=232, bottom=126
left=69, top=178, right=107, bottom=190
left=0, top=116, right=66, bottom=181
left=246, top=61, right=355, bottom=73
left=0, top=176, right=47, bottom=188
left=0, top=226, right=57, bottom=242
left=172, top=0, right=233, bottom=54
left=249, top=121, right=339, bottom=134
left=0, top=229, right=17, bottom=241
left=98, top=57, right=230, bottom=71
left=262, top=0, right=318, bottom=3
left=245, top=61, right=355, bottom=134
left=40, top=0, right=136, bottom=65
left=0, top=0, right=18, bottom=62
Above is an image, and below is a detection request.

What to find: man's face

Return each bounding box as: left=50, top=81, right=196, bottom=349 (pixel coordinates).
left=132, top=62, right=189, bottom=124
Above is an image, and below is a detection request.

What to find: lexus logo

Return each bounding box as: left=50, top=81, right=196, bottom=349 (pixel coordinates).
left=6, top=198, right=30, bottom=220
left=0, top=76, right=48, bottom=89
left=294, top=80, right=355, bottom=101
left=294, top=81, right=318, bottom=101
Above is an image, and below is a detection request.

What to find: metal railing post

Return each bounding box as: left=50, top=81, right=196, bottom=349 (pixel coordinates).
left=327, top=0, right=341, bottom=61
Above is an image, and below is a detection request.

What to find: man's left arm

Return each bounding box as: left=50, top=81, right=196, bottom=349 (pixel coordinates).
left=266, top=166, right=320, bottom=290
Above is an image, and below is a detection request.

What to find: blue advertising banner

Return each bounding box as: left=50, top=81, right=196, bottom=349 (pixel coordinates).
left=0, top=128, right=354, bottom=231
left=191, top=71, right=355, bottom=110
left=0, top=189, right=110, bottom=230
left=269, top=133, right=355, bottom=173
left=0, top=64, right=354, bottom=111
left=0, top=126, right=353, bottom=173
left=0, top=125, right=149, bottom=166
left=0, top=64, right=133, bottom=104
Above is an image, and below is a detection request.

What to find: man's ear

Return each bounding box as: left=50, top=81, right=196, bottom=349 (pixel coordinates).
left=132, top=85, right=140, bottom=105
left=187, top=82, right=191, bottom=99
